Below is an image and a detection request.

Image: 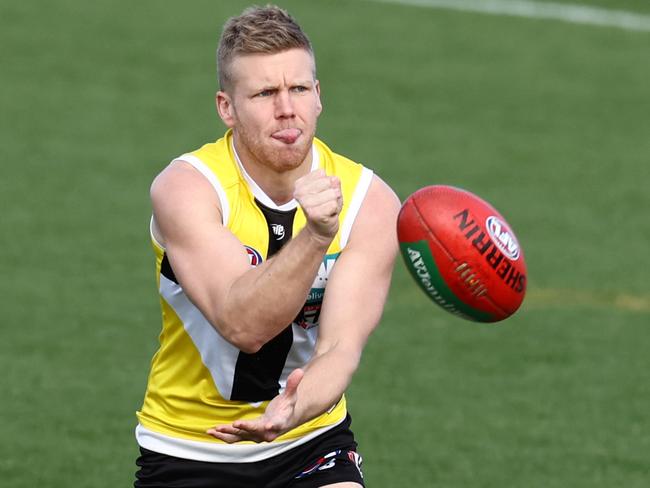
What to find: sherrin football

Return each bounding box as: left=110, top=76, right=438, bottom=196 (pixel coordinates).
left=397, top=185, right=527, bottom=322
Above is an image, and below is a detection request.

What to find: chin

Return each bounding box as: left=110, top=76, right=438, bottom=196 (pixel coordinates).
left=267, top=143, right=312, bottom=171
left=270, top=152, right=308, bottom=172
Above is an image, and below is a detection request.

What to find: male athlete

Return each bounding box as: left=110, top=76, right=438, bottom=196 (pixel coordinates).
left=134, top=5, right=400, bottom=487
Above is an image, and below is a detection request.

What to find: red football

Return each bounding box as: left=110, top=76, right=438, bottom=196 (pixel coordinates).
left=397, top=185, right=527, bottom=322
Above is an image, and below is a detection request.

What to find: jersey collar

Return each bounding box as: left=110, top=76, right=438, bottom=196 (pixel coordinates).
left=231, top=139, right=320, bottom=211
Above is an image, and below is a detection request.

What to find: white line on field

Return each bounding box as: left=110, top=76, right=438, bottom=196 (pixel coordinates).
left=367, top=0, right=650, bottom=32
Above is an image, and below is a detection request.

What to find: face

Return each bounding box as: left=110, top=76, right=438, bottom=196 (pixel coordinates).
left=216, top=48, right=322, bottom=174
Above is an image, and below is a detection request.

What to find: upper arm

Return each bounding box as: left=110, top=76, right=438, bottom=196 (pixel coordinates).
left=316, top=174, right=401, bottom=358
left=150, top=161, right=251, bottom=332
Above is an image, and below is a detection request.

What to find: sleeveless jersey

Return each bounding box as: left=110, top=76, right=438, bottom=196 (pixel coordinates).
left=136, top=130, right=373, bottom=462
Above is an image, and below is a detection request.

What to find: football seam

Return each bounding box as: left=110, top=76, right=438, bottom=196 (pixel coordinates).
left=409, top=196, right=454, bottom=262
left=410, top=197, right=511, bottom=319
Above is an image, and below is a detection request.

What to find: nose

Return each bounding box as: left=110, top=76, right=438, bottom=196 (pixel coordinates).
left=274, top=90, right=295, bottom=118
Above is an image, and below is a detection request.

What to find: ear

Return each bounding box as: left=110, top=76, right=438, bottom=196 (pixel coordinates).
left=314, top=80, right=323, bottom=116
left=216, top=91, right=236, bottom=128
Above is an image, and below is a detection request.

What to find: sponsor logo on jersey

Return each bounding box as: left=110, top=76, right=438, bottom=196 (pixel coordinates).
left=244, top=245, right=263, bottom=267
left=311, top=253, right=338, bottom=288
left=270, top=223, right=285, bottom=240
left=294, top=253, right=340, bottom=329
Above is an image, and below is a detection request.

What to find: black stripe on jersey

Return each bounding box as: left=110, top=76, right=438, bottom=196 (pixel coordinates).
left=230, top=326, right=294, bottom=401
left=160, top=253, right=178, bottom=284
left=255, top=199, right=296, bottom=255
left=230, top=199, right=297, bottom=402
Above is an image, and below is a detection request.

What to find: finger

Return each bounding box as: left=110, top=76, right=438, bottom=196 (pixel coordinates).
left=299, top=188, right=341, bottom=209
left=231, top=420, right=265, bottom=432
left=319, top=200, right=342, bottom=219
left=206, top=427, right=246, bottom=443
left=231, top=421, right=281, bottom=443
left=208, top=422, right=269, bottom=442
left=206, top=430, right=241, bottom=443
left=329, top=176, right=341, bottom=190
left=209, top=424, right=244, bottom=434
left=296, top=168, right=326, bottom=186
left=295, top=179, right=334, bottom=201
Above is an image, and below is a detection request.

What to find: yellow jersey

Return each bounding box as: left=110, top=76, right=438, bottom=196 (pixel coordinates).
left=136, top=130, right=373, bottom=462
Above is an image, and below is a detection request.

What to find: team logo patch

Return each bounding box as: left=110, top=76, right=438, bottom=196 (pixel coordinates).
left=244, top=245, right=263, bottom=267
left=294, top=288, right=324, bottom=330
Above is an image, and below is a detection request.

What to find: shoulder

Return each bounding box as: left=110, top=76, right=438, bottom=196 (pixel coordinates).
left=150, top=161, right=224, bottom=246
left=152, top=132, right=239, bottom=202
left=345, top=173, right=401, bottom=256
left=150, top=133, right=235, bottom=217
left=151, top=161, right=217, bottom=209
left=361, top=174, right=401, bottom=227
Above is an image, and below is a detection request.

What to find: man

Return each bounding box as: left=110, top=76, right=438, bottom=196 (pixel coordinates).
left=135, top=5, right=400, bottom=487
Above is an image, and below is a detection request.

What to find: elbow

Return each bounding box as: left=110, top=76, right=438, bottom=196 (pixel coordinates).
left=208, top=312, right=272, bottom=354
left=227, top=330, right=266, bottom=354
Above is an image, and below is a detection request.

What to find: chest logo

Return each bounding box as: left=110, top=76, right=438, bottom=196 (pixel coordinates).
left=294, top=253, right=340, bottom=330
left=271, top=223, right=285, bottom=240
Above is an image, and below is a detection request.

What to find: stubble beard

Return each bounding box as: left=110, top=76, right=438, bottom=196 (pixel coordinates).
left=235, top=124, right=316, bottom=173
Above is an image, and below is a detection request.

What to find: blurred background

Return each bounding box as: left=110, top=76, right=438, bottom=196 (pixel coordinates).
left=1, top=0, right=649, bottom=486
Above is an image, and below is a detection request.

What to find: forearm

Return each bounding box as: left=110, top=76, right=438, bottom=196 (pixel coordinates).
left=217, top=227, right=331, bottom=352
left=291, top=345, right=362, bottom=427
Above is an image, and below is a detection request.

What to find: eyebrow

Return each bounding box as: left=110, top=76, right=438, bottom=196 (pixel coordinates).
left=251, top=79, right=315, bottom=91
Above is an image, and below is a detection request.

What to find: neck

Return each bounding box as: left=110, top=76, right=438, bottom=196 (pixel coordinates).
left=232, top=137, right=314, bottom=207
left=248, top=164, right=310, bottom=206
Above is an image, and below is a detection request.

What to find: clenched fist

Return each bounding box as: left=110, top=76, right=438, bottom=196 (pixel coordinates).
left=294, top=169, right=343, bottom=242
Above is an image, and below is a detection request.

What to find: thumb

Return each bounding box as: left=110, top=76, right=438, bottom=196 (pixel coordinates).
left=284, top=369, right=304, bottom=397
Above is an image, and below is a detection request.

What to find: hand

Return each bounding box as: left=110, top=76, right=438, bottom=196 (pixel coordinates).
left=206, top=369, right=304, bottom=443
left=294, top=169, right=343, bottom=243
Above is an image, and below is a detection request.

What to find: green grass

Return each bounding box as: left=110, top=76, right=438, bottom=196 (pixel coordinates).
left=1, top=0, right=648, bottom=486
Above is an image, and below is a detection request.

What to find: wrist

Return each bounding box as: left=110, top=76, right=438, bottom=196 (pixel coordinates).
left=303, top=224, right=335, bottom=249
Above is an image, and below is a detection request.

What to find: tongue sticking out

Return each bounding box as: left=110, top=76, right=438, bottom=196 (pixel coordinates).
left=272, top=128, right=301, bottom=144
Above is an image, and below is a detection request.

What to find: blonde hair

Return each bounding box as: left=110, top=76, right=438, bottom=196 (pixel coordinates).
left=217, top=5, right=314, bottom=92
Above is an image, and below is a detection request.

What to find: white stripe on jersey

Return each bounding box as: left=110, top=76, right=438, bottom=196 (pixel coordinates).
left=135, top=416, right=344, bottom=463
left=340, top=167, right=374, bottom=248
left=174, top=154, right=231, bottom=226
left=160, top=274, right=240, bottom=399
left=281, top=324, right=319, bottom=390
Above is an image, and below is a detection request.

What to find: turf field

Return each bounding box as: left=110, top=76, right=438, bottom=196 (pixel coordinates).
left=1, top=0, right=648, bottom=486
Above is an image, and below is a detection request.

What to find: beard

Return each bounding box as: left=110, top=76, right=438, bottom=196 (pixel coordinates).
left=234, top=122, right=316, bottom=173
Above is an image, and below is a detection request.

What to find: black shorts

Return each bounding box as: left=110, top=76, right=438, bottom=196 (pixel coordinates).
left=134, top=415, right=364, bottom=488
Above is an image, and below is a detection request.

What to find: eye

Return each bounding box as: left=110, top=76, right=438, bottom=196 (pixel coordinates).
left=255, top=89, right=275, bottom=98
left=290, top=85, right=309, bottom=93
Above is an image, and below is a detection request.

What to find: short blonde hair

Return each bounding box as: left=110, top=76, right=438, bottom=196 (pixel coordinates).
left=217, top=5, right=314, bottom=92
